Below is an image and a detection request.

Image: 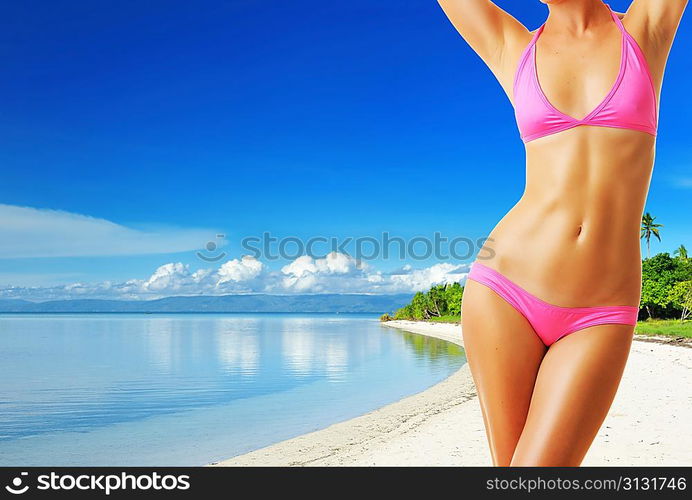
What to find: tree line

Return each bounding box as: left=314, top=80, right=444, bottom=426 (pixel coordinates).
left=384, top=250, right=691, bottom=322
left=384, top=214, right=690, bottom=322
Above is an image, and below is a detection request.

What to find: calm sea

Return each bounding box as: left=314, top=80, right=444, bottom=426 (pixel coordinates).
left=0, top=313, right=465, bottom=465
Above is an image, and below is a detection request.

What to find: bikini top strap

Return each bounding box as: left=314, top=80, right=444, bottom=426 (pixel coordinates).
left=531, top=23, right=546, bottom=46
left=605, top=3, right=626, bottom=34
left=521, top=24, right=546, bottom=66
left=513, top=23, right=546, bottom=94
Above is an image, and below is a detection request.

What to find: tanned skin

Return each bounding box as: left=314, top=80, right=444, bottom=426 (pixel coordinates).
left=436, top=0, right=687, bottom=465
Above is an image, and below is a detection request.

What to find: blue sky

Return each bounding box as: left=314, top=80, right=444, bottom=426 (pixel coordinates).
left=1, top=0, right=689, bottom=299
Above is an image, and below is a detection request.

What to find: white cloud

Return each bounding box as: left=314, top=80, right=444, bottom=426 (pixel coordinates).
left=217, top=256, right=264, bottom=284
left=0, top=252, right=471, bottom=301
left=0, top=204, right=218, bottom=258
left=281, top=255, right=319, bottom=278
left=388, top=263, right=468, bottom=291
left=280, top=252, right=367, bottom=293
left=143, top=263, right=192, bottom=292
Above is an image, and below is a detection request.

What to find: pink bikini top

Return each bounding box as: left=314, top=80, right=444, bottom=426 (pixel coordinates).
left=513, top=4, right=658, bottom=143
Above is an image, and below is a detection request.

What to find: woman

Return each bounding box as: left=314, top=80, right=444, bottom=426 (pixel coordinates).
left=437, top=0, right=686, bottom=466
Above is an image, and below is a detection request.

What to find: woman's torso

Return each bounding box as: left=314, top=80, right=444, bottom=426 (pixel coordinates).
left=477, top=10, right=666, bottom=307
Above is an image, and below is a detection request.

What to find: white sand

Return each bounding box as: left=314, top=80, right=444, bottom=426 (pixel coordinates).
left=212, top=320, right=691, bottom=466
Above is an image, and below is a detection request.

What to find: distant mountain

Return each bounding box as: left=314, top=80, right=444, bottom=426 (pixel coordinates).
left=0, top=294, right=413, bottom=314
left=0, top=299, right=33, bottom=310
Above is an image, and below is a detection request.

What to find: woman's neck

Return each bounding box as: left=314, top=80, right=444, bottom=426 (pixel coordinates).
left=545, top=0, right=612, bottom=36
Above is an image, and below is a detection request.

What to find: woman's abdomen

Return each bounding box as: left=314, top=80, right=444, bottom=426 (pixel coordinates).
left=480, top=200, right=643, bottom=308
left=475, top=128, right=656, bottom=307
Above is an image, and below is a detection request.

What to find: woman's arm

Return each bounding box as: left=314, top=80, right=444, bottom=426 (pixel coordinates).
left=621, top=0, right=687, bottom=86
left=627, top=0, right=687, bottom=51
left=436, top=0, right=529, bottom=72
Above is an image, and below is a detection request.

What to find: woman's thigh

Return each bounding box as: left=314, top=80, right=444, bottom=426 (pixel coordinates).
left=511, top=324, right=634, bottom=466
left=461, top=279, right=547, bottom=466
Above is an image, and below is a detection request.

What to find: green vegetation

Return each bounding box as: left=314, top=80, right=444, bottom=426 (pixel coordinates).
left=638, top=215, right=692, bottom=321
left=641, top=252, right=692, bottom=320
left=390, top=283, right=463, bottom=321
left=384, top=213, right=689, bottom=338
left=641, top=212, right=663, bottom=258
left=674, top=244, right=688, bottom=260
left=398, top=330, right=465, bottom=360
left=383, top=250, right=692, bottom=338
left=427, top=315, right=462, bottom=323
left=635, top=319, right=692, bottom=338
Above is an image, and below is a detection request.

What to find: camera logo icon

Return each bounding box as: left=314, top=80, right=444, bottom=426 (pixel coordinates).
left=197, top=234, right=227, bottom=262
left=5, top=472, right=29, bottom=494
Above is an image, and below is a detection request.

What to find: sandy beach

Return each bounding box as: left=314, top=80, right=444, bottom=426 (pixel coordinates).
left=212, top=320, right=692, bottom=466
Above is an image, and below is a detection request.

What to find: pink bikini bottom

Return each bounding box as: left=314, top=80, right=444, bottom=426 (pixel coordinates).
left=467, top=261, right=639, bottom=346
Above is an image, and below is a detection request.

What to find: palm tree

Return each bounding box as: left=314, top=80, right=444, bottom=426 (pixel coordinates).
left=640, top=212, right=663, bottom=258
left=674, top=244, right=688, bottom=260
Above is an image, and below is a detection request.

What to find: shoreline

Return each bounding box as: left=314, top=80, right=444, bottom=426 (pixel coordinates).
left=211, top=320, right=692, bottom=466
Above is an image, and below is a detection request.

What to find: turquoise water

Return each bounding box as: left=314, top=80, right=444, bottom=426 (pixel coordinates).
left=0, top=313, right=465, bottom=466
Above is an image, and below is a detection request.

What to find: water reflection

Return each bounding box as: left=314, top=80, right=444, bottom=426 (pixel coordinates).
left=0, top=314, right=465, bottom=466
left=396, top=329, right=466, bottom=362
left=279, top=318, right=351, bottom=380
left=215, top=324, right=260, bottom=377
left=281, top=326, right=315, bottom=376
left=145, top=318, right=175, bottom=372
left=324, top=340, right=348, bottom=381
